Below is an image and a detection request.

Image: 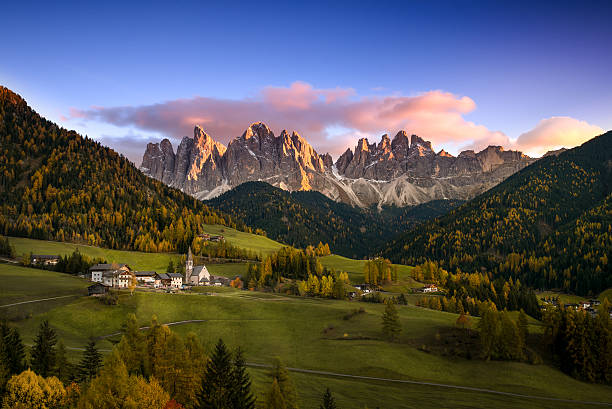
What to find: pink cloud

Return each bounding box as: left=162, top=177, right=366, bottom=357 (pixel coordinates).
left=68, top=82, right=603, bottom=158
left=514, top=117, right=604, bottom=156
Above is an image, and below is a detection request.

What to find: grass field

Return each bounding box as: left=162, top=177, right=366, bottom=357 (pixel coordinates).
left=201, top=224, right=285, bottom=256
left=320, top=254, right=421, bottom=290
left=1, top=263, right=610, bottom=408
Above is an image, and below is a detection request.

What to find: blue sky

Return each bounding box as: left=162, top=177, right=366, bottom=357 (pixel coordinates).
left=2, top=0, right=611, bottom=163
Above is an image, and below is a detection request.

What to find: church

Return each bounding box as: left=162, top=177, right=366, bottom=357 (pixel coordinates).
left=184, top=247, right=211, bottom=285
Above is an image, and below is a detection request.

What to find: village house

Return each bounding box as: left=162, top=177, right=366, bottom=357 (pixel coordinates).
left=422, top=284, right=438, bottom=293
left=155, top=273, right=173, bottom=288
left=134, top=271, right=156, bottom=286
left=89, top=263, right=130, bottom=283
left=117, top=270, right=135, bottom=288
left=31, top=255, right=60, bottom=266
left=168, top=272, right=183, bottom=288
left=197, top=233, right=224, bottom=242
left=354, top=284, right=372, bottom=294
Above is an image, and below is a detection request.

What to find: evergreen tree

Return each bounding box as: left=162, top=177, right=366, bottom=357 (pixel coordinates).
left=265, top=378, right=287, bottom=409
left=231, top=347, right=255, bottom=409
left=381, top=300, right=402, bottom=341
left=78, top=340, right=103, bottom=382
left=195, top=338, right=233, bottom=409
left=0, top=322, right=25, bottom=375
left=167, top=260, right=175, bottom=274
left=55, top=340, right=74, bottom=383
left=269, top=359, right=298, bottom=409
left=320, top=388, right=338, bottom=409
left=30, top=320, right=57, bottom=377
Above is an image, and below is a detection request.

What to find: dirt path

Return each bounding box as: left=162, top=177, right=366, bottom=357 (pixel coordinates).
left=0, top=294, right=77, bottom=308
left=247, top=363, right=612, bottom=406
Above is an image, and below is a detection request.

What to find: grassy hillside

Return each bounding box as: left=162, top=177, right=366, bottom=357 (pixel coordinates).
left=382, top=131, right=612, bottom=296
left=319, top=254, right=422, bottom=290
left=205, top=181, right=462, bottom=258
left=200, top=224, right=284, bottom=256
left=1, top=265, right=610, bottom=408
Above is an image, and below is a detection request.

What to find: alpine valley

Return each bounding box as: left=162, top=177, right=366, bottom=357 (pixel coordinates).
left=141, top=122, right=535, bottom=207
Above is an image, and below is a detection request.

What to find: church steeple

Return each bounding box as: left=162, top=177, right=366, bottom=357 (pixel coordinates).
left=185, top=246, right=193, bottom=284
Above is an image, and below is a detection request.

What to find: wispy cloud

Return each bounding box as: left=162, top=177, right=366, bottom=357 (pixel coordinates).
left=68, top=81, right=604, bottom=158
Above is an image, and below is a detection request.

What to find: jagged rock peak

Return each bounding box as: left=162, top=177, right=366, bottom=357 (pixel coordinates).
left=379, top=134, right=391, bottom=150
left=321, top=153, right=333, bottom=168
left=437, top=149, right=453, bottom=157
left=243, top=121, right=273, bottom=140
left=392, top=130, right=410, bottom=145
left=160, top=138, right=173, bottom=152
left=356, top=138, right=370, bottom=152
left=410, top=134, right=433, bottom=150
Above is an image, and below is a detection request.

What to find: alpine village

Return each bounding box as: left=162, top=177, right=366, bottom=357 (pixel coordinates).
left=1, top=2, right=612, bottom=408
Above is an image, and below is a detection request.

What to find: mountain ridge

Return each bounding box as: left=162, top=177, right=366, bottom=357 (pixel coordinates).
left=142, top=123, right=535, bottom=207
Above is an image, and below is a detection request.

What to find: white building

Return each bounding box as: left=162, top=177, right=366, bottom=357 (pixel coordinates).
left=168, top=273, right=183, bottom=288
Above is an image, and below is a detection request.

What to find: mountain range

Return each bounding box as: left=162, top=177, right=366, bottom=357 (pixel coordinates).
left=141, top=123, right=535, bottom=207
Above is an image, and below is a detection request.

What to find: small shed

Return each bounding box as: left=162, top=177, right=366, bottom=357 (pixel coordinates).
left=88, top=282, right=109, bottom=296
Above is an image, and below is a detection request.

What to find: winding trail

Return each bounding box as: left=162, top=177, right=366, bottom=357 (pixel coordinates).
left=0, top=295, right=78, bottom=308
left=247, top=363, right=612, bottom=406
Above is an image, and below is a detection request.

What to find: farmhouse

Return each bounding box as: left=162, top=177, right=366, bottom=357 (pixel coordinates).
left=168, top=272, right=183, bottom=288
left=197, top=233, right=224, bottom=242
left=155, top=273, right=172, bottom=288
left=89, top=263, right=130, bottom=283
left=31, top=255, right=60, bottom=266
left=422, top=284, right=438, bottom=293
left=134, top=271, right=156, bottom=285
left=354, top=284, right=371, bottom=294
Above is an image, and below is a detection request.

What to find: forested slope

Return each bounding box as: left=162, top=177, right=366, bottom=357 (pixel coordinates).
left=206, top=181, right=461, bottom=258
left=381, top=131, right=612, bottom=295
left=0, top=86, right=242, bottom=253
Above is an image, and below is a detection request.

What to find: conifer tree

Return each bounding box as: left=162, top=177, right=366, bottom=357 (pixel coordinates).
left=266, top=378, right=287, bottom=409
left=269, top=359, right=298, bottom=409
left=78, top=340, right=103, bottom=382
left=231, top=347, right=256, bottom=409
left=30, top=320, right=57, bottom=377
left=381, top=300, right=401, bottom=341
left=55, top=340, right=74, bottom=383
left=0, top=322, right=25, bottom=375
left=320, top=388, right=338, bottom=409
left=195, top=338, right=233, bottom=409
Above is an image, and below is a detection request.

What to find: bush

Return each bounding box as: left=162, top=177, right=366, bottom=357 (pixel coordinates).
left=100, top=290, right=119, bottom=305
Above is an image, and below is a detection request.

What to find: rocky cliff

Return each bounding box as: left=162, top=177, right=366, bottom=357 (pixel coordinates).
left=141, top=123, right=535, bottom=207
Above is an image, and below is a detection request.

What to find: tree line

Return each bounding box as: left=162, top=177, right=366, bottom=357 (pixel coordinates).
left=411, top=261, right=541, bottom=318
left=543, top=300, right=612, bottom=384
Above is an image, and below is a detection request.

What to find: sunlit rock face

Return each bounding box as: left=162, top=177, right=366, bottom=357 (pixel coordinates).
left=141, top=123, right=534, bottom=207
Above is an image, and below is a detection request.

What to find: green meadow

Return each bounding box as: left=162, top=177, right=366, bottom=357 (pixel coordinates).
left=1, top=263, right=611, bottom=408
left=2, top=234, right=612, bottom=408
left=200, top=224, right=285, bottom=256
